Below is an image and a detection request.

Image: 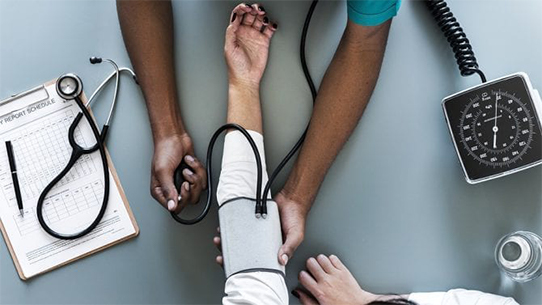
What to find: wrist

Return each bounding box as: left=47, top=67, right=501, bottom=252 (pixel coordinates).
left=153, top=127, right=188, bottom=145
left=228, top=82, right=260, bottom=104
left=149, top=108, right=186, bottom=143
left=281, top=170, right=318, bottom=210
left=229, top=78, right=260, bottom=94
left=142, top=92, right=186, bottom=142
left=277, top=187, right=312, bottom=217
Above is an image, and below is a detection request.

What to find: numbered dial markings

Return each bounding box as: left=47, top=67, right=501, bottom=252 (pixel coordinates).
left=459, top=91, right=535, bottom=167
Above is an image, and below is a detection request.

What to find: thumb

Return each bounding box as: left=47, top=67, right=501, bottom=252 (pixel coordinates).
left=278, top=228, right=304, bottom=266
left=156, top=168, right=180, bottom=212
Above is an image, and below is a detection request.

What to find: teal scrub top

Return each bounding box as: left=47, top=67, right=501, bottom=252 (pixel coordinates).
left=347, top=0, right=401, bottom=26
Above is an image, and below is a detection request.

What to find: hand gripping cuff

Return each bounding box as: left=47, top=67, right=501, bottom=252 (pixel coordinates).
left=218, top=197, right=285, bottom=278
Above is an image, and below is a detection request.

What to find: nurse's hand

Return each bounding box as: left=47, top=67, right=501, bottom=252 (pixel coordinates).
left=274, top=191, right=309, bottom=266
left=225, top=3, right=277, bottom=89
left=151, top=133, right=207, bottom=213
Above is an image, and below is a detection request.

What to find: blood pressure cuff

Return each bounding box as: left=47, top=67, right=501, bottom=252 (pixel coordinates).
left=347, top=0, right=401, bottom=26
left=218, top=197, right=285, bottom=278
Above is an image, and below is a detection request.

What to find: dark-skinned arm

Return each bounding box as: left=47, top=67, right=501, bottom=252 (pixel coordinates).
left=117, top=0, right=206, bottom=213
left=276, top=19, right=392, bottom=264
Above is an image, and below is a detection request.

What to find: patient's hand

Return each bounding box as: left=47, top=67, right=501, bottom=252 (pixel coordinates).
left=225, top=3, right=277, bottom=89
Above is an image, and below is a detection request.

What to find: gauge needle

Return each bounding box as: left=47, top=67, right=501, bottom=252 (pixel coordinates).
left=492, top=94, right=500, bottom=149
left=484, top=115, right=502, bottom=123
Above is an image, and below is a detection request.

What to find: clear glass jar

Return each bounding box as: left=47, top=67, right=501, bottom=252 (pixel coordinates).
left=495, top=231, right=542, bottom=282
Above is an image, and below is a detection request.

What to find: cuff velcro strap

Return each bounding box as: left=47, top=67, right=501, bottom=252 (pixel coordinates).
left=219, top=197, right=285, bottom=278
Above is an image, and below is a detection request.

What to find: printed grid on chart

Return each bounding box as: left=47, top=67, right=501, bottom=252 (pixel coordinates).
left=13, top=180, right=104, bottom=236
left=0, top=109, right=97, bottom=207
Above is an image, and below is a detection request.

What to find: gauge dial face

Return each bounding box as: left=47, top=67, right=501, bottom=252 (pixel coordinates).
left=460, top=90, right=533, bottom=166
left=443, top=74, right=542, bottom=182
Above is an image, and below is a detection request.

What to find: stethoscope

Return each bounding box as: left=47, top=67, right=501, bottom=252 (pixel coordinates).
left=36, top=57, right=138, bottom=240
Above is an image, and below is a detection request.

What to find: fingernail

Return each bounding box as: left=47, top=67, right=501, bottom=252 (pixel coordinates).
left=282, top=254, right=289, bottom=265
left=231, top=13, right=237, bottom=22
left=167, top=200, right=176, bottom=211
left=272, top=23, right=278, bottom=29
left=184, top=183, right=190, bottom=191
left=291, top=290, right=299, bottom=299
left=183, top=168, right=194, bottom=176
left=258, top=6, right=265, bottom=12
left=263, top=16, right=269, bottom=23
left=185, top=155, right=194, bottom=163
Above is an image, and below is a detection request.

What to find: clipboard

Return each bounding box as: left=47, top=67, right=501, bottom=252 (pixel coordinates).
left=0, top=79, right=139, bottom=280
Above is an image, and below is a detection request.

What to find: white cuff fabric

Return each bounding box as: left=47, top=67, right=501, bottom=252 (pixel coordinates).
left=217, top=130, right=269, bottom=205
left=224, top=272, right=288, bottom=305
left=409, top=289, right=519, bottom=305
left=217, top=130, right=287, bottom=305
left=409, top=292, right=446, bottom=305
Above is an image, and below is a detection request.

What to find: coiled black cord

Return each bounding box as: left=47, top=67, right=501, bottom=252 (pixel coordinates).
left=425, top=0, right=487, bottom=83
left=171, top=0, right=320, bottom=223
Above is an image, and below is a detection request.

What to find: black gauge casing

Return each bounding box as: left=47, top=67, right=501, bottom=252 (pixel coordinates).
left=443, top=73, right=542, bottom=184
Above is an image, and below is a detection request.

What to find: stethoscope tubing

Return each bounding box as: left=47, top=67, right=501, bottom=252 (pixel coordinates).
left=36, top=96, right=111, bottom=240
left=86, top=68, right=137, bottom=108
left=35, top=59, right=137, bottom=239
left=171, top=123, right=264, bottom=224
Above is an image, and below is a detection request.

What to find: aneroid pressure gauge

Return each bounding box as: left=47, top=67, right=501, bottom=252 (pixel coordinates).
left=425, top=0, right=542, bottom=183
left=443, top=73, right=542, bottom=183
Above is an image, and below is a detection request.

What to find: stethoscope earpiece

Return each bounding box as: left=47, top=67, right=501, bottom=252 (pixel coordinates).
left=89, top=56, right=103, bottom=64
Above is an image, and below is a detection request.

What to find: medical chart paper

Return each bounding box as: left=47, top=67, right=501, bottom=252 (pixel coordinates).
left=0, top=81, right=138, bottom=280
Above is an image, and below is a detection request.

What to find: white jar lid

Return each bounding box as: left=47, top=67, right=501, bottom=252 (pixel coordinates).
left=498, top=235, right=531, bottom=270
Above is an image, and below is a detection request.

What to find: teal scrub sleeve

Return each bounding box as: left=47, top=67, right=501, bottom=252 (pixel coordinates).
left=347, top=0, right=401, bottom=26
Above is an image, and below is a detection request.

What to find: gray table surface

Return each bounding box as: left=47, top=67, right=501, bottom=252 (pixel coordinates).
left=1, top=0, right=542, bottom=304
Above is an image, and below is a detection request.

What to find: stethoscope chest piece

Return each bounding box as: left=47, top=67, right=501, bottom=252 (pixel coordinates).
left=57, top=73, right=83, bottom=100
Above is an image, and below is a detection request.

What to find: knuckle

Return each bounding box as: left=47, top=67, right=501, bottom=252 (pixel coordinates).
left=154, top=165, right=171, bottom=176
left=193, top=161, right=204, bottom=170
left=321, top=278, right=332, bottom=287
left=192, top=189, right=202, bottom=199
left=150, top=186, right=160, bottom=198
left=312, top=289, right=325, bottom=300
left=189, top=155, right=201, bottom=164
left=181, top=136, right=194, bottom=151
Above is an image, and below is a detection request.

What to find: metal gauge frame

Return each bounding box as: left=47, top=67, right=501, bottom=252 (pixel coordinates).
left=442, top=72, right=542, bottom=184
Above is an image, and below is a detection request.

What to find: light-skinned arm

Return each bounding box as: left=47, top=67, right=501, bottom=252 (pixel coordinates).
left=116, top=0, right=206, bottom=213
left=276, top=19, right=393, bottom=264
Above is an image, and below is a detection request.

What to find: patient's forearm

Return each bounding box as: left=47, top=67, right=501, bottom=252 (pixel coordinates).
left=282, top=20, right=392, bottom=210
left=116, top=0, right=184, bottom=141
left=227, top=84, right=263, bottom=134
